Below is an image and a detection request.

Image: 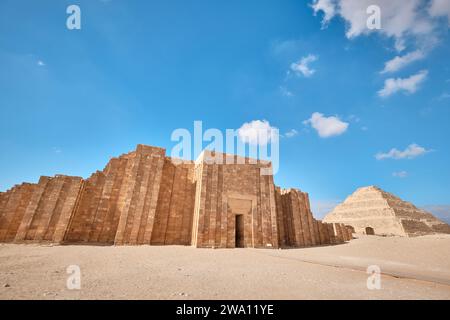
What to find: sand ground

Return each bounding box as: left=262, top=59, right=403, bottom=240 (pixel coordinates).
left=1, top=234, right=449, bottom=300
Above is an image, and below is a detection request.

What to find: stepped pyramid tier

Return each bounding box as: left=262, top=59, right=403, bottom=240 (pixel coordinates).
left=323, top=186, right=450, bottom=237
left=0, top=144, right=352, bottom=248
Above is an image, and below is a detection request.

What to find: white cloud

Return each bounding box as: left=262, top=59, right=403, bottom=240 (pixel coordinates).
left=429, top=0, right=450, bottom=25
left=311, top=0, right=432, bottom=39
left=392, top=171, right=408, bottom=178
left=279, top=86, right=293, bottom=97
left=380, top=50, right=425, bottom=74
left=311, top=0, right=336, bottom=28
left=290, top=54, right=318, bottom=77
left=376, top=143, right=431, bottom=160
left=394, top=38, right=406, bottom=52
left=284, top=129, right=299, bottom=138
left=310, top=0, right=450, bottom=53
left=238, top=120, right=279, bottom=146
left=271, top=39, right=302, bottom=56
left=378, top=70, right=428, bottom=97
left=304, top=112, right=349, bottom=138
left=37, top=60, right=45, bottom=66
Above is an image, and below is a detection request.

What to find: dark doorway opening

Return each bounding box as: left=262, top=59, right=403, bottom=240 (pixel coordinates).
left=365, top=227, right=375, bottom=235
left=235, top=215, right=244, bottom=248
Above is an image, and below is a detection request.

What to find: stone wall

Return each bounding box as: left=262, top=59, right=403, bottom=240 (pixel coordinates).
left=0, top=176, right=83, bottom=243
left=0, top=145, right=351, bottom=248
left=0, top=183, right=36, bottom=242
left=275, top=188, right=337, bottom=247
left=65, top=145, right=166, bottom=245
left=190, top=151, right=279, bottom=248
left=151, top=158, right=195, bottom=245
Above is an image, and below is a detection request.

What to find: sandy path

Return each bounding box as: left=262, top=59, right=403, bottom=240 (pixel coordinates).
left=0, top=235, right=449, bottom=300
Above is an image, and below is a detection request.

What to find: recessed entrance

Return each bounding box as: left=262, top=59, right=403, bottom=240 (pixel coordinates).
left=365, top=227, right=375, bottom=235
left=235, top=214, right=244, bottom=248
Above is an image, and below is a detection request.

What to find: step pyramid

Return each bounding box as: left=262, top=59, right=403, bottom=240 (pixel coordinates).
left=323, top=186, right=450, bottom=237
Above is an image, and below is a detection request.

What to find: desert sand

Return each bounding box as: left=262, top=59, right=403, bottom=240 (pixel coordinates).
left=1, top=234, right=449, bottom=300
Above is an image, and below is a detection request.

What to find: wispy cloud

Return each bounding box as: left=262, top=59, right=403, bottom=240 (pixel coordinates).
left=310, top=0, right=336, bottom=29
left=271, top=39, right=303, bottom=56
left=290, top=54, right=318, bottom=77
left=376, top=143, right=431, bottom=160
left=392, top=171, right=408, bottom=178
left=378, top=70, right=428, bottom=97
left=347, top=114, right=361, bottom=123
left=380, top=50, right=425, bottom=74
left=279, top=86, right=293, bottom=97
left=310, top=0, right=450, bottom=93
left=284, top=129, right=299, bottom=138
left=310, top=0, right=442, bottom=45
left=304, top=112, right=349, bottom=138
left=37, top=60, right=45, bottom=67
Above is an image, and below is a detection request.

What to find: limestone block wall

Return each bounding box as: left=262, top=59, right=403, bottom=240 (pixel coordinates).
left=0, top=144, right=354, bottom=248
left=150, top=158, right=195, bottom=245
left=277, top=189, right=313, bottom=247
left=275, top=188, right=339, bottom=247
left=191, top=152, right=279, bottom=248
left=343, top=225, right=353, bottom=241
left=0, top=175, right=83, bottom=243
left=112, top=146, right=165, bottom=245
left=333, top=223, right=343, bottom=243
left=0, top=183, right=36, bottom=242
left=64, top=145, right=166, bottom=245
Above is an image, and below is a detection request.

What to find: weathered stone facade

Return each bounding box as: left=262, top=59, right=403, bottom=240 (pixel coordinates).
left=0, top=145, right=350, bottom=248
left=324, top=186, right=450, bottom=237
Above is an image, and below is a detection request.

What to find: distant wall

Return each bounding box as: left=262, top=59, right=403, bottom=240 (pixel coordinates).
left=275, top=188, right=341, bottom=247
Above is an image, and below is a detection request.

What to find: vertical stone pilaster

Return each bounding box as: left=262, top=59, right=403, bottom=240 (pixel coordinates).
left=15, top=177, right=50, bottom=242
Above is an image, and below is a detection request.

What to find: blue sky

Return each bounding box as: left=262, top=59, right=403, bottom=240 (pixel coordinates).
left=0, top=0, right=449, bottom=218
